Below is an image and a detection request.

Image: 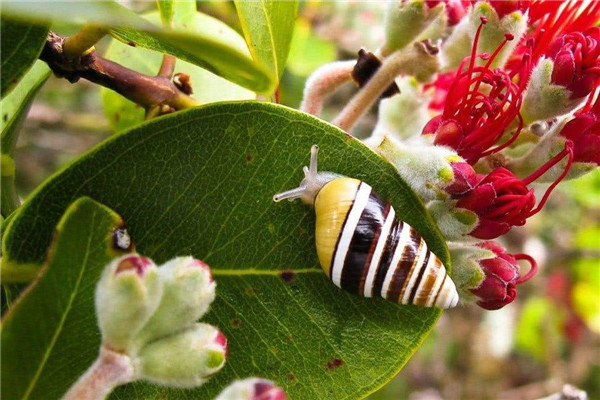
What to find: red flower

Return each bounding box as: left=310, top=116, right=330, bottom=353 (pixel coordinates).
left=470, top=241, right=537, bottom=310
left=425, top=0, right=470, bottom=26
left=453, top=140, right=574, bottom=239
left=546, top=28, right=600, bottom=99
left=488, top=0, right=530, bottom=19
left=423, top=19, right=528, bottom=164
left=456, top=167, right=535, bottom=239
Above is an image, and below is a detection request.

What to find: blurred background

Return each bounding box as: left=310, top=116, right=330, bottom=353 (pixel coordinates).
left=12, top=1, right=599, bottom=399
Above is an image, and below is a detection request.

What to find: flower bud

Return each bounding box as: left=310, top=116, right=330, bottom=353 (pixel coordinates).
left=546, top=28, right=600, bottom=100
left=454, top=167, right=535, bottom=239
left=382, top=0, right=445, bottom=56
left=426, top=0, right=468, bottom=26
left=136, top=323, right=227, bottom=387
left=469, top=241, right=537, bottom=310
left=559, top=106, right=600, bottom=166
left=135, top=256, right=216, bottom=346
left=215, top=378, right=288, bottom=400
left=95, top=254, right=163, bottom=351
left=376, top=135, right=474, bottom=202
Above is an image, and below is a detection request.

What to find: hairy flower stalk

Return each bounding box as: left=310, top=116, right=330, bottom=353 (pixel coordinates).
left=423, top=18, right=528, bottom=164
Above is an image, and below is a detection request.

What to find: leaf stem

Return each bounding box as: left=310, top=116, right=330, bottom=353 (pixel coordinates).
left=63, top=25, right=108, bottom=60
left=63, top=347, right=135, bottom=400
left=332, top=41, right=439, bottom=132
left=300, top=60, right=355, bottom=116
left=40, top=32, right=200, bottom=115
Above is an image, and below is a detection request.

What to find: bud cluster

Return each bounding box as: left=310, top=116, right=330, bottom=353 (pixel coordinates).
left=357, top=0, right=600, bottom=310
left=95, top=254, right=226, bottom=388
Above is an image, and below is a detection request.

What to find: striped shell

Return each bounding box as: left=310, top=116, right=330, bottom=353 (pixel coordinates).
left=314, top=178, right=458, bottom=308
left=273, top=145, right=459, bottom=309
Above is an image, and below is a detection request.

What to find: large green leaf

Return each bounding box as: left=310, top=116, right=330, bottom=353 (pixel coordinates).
left=1, top=1, right=274, bottom=93
left=0, top=18, right=49, bottom=98
left=1, top=197, right=133, bottom=400
left=235, top=0, right=298, bottom=87
left=0, top=61, right=51, bottom=216
left=102, top=12, right=253, bottom=132
left=2, top=102, right=448, bottom=399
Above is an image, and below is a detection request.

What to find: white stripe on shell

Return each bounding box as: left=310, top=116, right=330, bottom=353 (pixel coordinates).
left=330, top=183, right=372, bottom=287
left=400, top=234, right=428, bottom=304
left=380, top=221, right=412, bottom=299
left=363, top=206, right=396, bottom=297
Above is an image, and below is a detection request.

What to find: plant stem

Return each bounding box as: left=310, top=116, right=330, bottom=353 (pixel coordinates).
left=63, top=25, right=108, bottom=60
left=63, top=347, right=135, bottom=400
left=332, top=41, right=439, bottom=132
left=157, top=55, right=177, bottom=78
left=300, top=60, right=355, bottom=116
left=40, top=32, right=200, bottom=114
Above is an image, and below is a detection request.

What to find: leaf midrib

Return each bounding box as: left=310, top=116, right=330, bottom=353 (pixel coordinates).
left=21, top=208, right=98, bottom=400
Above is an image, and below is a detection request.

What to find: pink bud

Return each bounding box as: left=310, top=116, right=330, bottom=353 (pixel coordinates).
left=444, top=161, right=483, bottom=196
left=115, top=255, right=153, bottom=276
left=488, top=0, right=528, bottom=19
left=253, top=379, right=288, bottom=400
left=189, top=258, right=215, bottom=283
left=470, top=241, right=536, bottom=310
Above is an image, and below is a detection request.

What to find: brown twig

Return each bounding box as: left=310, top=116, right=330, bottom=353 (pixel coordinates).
left=157, top=54, right=177, bottom=78
left=40, top=32, right=199, bottom=114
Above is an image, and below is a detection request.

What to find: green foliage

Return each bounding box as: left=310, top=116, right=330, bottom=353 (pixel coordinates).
left=2, top=102, right=449, bottom=399
left=0, top=18, right=48, bottom=98
left=1, top=1, right=274, bottom=93
left=157, top=0, right=175, bottom=27
left=234, top=0, right=299, bottom=88
left=102, top=12, right=253, bottom=132
left=286, top=18, right=337, bottom=77
left=0, top=61, right=50, bottom=216
left=1, top=197, right=133, bottom=400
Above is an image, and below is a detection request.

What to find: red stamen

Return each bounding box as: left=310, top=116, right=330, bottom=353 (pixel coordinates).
left=524, top=141, right=574, bottom=217
left=514, top=253, right=538, bottom=284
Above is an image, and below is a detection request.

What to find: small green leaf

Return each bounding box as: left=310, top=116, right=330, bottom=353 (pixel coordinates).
left=1, top=61, right=51, bottom=155
left=0, top=60, right=50, bottom=216
left=102, top=12, right=253, bottom=132
left=2, top=102, right=448, bottom=399
left=2, top=1, right=275, bottom=93
left=0, top=18, right=49, bottom=98
left=157, top=0, right=174, bottom=27
left=235, top=0, right=298, bottom=86
left=286, top=18, right=337, bottom=77
left=1, top=197, right=132, bottom=400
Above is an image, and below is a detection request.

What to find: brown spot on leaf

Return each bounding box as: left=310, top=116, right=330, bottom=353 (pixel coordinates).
left=326, top=358, right=343, bottom=370
left=128, top=41, right=136, bottom=47
left=245, top=286, right=257, bottom=296
left=115, top=113, right=120, bottom=122
left=230, top=318, right=242, bottom=328
left=280, top=270, right=295, bottom=283
left=3, top=114, right=8, bottom=122
left=245, top=153, right=253, bottom=163
left=288, top=373, right=296, bottom=381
